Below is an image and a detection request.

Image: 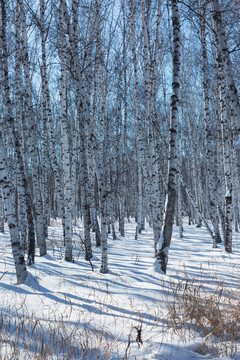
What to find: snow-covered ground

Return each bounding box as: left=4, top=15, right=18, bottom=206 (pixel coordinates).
left=0, top=219, right=240, bottom=359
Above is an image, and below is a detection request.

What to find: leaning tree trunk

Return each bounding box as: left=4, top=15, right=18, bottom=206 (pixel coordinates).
left=156, top=0, right=181, bottom=274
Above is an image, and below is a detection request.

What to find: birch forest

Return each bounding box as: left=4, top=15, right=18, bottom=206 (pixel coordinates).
left=0, top=0, right=240, bottom=285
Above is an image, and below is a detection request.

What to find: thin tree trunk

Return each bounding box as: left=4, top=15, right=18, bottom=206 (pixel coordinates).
left=200, top=1, right=220, bottom=247
left=0, top=0, right=35, bottom=265
left=210, top=0, right=240, bottom=134
left=128, top=0, right=147, bottom=236
left=156, top=0, right=181, bottom=273
left=0, top=134, right=27, bottom=284
left=14, top=2, right=27, bottom=250
left=141, top=0, right=163, bottom=255
left=216, top=56, right=232, bottom=252
left=19, top=0, right=46, bottom=257
left=78, top=111, right=92, bottom=260
left=0, top=186, right=5, bottom=232
left=59, top=5, right=73, bottom=261
left=60, top=0, right=105, bottom=265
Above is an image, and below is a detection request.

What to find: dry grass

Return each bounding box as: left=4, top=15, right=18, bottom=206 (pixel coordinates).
left=2, top=272, right=239, bottom=359
left=1, top=266, right=239, bottom=359
left=166, top=273, right=240, bottom=357
left=0, top=310, right=115, bottom=359
left=2, top=220, right=240, bottom=359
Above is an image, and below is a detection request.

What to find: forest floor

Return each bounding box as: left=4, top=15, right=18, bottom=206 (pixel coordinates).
left=0, top=219, right=240, bottom=359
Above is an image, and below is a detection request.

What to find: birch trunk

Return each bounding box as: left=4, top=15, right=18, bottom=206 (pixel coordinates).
left=156, top=0, right=181, bottom=273
left=210, top=0, right=240, bottom=134
left=60, top=0, right=105, bottom=266
left=59, top=5, right=72, bottom=261
left=177, top=130, right=183, bottom=238
left=140, top=0, right=163, bottom=254
left=118, top=0, right=129, bottom=238
left=78, top=111, right=92, bottom=260
left=0, top=0, right=35, bottom=265
left=200, top=1, right=220, bottom=247
left=128, top=0, right=146, bottom=236
left=0, top=186, right=5, bottom=232
left=231, top=128, right=240, bottom=232
left=216, top=56, right=232, bottom=252
left=0, top=133, right=27, bottom=284
left=72, top=0, right=93, bottom=261
left=212, top=76, right=226, bottom=240
left=177, top=174, right=183, bottom=238
left=87, top=140, right=101, bottom=247
left=19, top=0, right=46, bottom=257
left=14, top=2, right=27, bottom=249
left=95, top=0, right=108, bottom=273
left=40, top=0, right=51, bottom=240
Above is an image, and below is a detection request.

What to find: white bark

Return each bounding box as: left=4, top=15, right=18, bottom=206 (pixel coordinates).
left=128, top=0, right=146, bottom=235
left=40, top=0, right=51, bottom=240
left=210, top=0, right=240, bottom=134
left=78, top=111, right=92, bottom=260
left=14, top=2, right=27, bottom=250
left=141, top=0, right=163, bottom=254
left=60, top=0, right=105, bottom=266
left=19, top=0, right=46, bottom=257
left=0, top=134, right=27, bottom=284
left=156, top=0, right=181, bottom=273
left=200, top=0, right=220, bottom=247
left=0, top=186, right=5, bottom=232
left=216, top=56, right=232, bottom=252
left=0, top=0, right=35, bottom=265
left=95, top=0, right=108, bottom=273
left=59, top=5, right=73, bottom=262
left=72, top=0, right=93, bottom=261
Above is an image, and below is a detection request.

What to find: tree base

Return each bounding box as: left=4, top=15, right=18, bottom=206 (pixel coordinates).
left=100, top=267, right=108, bottom=274
left=156, top=250, right=167, bottom=274
left=65, top=256, right=73, bottom=262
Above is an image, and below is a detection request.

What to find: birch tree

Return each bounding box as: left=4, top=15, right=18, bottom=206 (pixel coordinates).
left=0, top=135, right=27, bottom=284
left=13, top=0, right=27, bottom=250
left=156, top=0, right=181, bottom=273
left=0, top=0, right=28, bottom=283
left=215, top=56, right=233, bottom=252
left=200, top=0, right=221, bottom=246
left=60, top=0, right=108, bottom=271
left=0, top=187, right=4, bottom=233
left=0, top=0, right=35, bottom=265
left=140, top=0, right=164, bottom=255
left=210, top=0, right=240, bottom=134
left=19, top=0, right=46, bottom=257
left=128, top=0, right=146, bottom=235
left=59, top=3, right=73, bottom=261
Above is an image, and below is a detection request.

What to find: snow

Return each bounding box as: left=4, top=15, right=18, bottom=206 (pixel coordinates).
left=0, top=219, right=240, bottom=359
